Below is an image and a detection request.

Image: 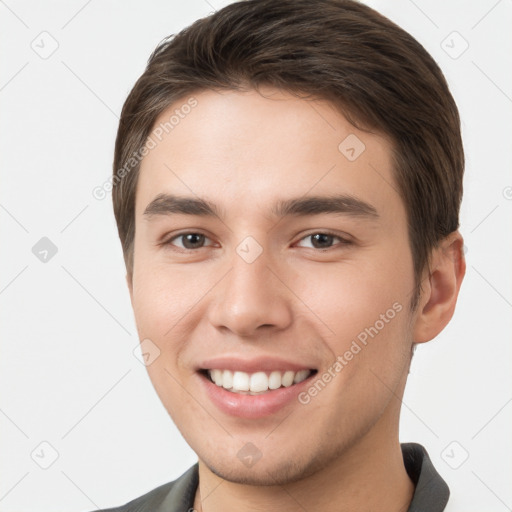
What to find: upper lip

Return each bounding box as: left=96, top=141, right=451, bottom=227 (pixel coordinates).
left=198, top=356, right=316, bottom=374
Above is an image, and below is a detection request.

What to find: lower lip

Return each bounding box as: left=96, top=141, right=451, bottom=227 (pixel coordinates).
left=198, top=372, right=315, bottom=419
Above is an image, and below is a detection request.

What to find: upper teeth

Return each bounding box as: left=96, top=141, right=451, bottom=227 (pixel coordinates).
left=207, top=369, right=311, bottom=394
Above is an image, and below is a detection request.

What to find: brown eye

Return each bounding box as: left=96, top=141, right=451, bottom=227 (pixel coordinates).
left=296, top=232, right=351, bottom=250
left=310, top=233, right=335, bottom=249
left=166, top=233, right=212, bottom=250
left=182, top=233, right=205, bottom=249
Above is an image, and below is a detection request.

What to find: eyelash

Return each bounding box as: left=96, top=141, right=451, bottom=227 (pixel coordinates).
left=162, top=231, right=352, bottom=251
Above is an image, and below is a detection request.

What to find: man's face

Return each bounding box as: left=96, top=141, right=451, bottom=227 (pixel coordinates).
left=129, top=88, right=417, bottom=485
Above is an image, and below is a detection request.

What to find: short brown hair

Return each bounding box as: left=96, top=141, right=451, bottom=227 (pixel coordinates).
left=112, top=0, right=464, bottom=309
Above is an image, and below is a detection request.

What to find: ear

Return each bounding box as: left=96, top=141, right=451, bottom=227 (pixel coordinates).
left=413, top=231, right=466, bottom=343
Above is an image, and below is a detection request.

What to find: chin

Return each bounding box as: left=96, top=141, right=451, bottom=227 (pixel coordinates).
left=199, top=444, right=338, bottom=487
left=206, top=459, right=305, bottom=486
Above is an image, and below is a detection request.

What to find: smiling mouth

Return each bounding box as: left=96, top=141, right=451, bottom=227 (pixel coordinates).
left=199, top=368, right=318, bottom=395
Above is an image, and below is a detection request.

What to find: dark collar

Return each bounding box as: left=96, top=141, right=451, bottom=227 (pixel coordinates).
left=402, top=442, right=450, bottom=511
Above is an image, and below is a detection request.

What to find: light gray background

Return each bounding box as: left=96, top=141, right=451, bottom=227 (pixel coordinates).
left=1, top=1, right=511, bottom=510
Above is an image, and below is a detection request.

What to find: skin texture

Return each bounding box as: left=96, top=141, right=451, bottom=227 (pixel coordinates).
left=127, top=88, right=465, bottom=511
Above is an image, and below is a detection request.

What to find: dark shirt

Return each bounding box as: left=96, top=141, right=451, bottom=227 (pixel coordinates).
left=93, top=442, right=450, bottom=512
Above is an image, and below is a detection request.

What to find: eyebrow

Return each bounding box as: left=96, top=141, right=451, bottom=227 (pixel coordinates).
left=143, top=193, right=222, bottom=218
left=271, top=195, right=378, bottom=219
left=143, top=193, right=379, bottom=220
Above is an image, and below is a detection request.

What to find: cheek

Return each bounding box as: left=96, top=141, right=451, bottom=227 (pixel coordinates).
left=130, top=265, right=197, bottom=416
left=130, top=259, right=216, bottom=404
left=292, top=261, right=412, bottom=431
left=289, top=251, right=413, bottom=403
left=130, top=259, right=204, bottom=340
left=292, top=256, right=410, bottom=342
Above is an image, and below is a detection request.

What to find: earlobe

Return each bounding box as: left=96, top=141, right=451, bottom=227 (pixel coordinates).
left=413, top=231, right=466, bottom=344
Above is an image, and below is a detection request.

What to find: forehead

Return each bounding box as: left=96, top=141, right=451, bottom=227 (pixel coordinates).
left=136, top=88, right=402, bottom=223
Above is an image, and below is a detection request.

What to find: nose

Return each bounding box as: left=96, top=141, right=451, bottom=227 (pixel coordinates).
left=207, top=248, right=293, bottom=338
